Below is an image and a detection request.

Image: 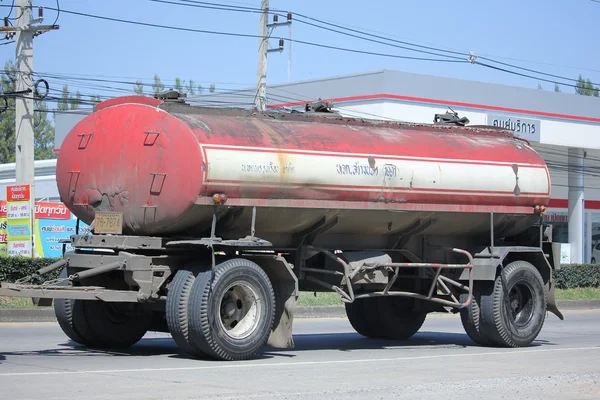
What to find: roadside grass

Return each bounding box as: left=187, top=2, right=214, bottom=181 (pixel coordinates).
left=297, top=292, right=343, bottom=306
left=0, top=296, right=49, bottom=309
left=1, top=288, right=599, bottom=309
left=555, top=287, right=600, bottom=300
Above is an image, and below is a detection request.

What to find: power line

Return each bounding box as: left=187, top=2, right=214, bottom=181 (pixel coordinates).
left=478, top=56, right=600, bottom=88
left=473, top=61, right=599, bottom=92
left=149, top=0, right=263, bottom=14
left=31, top=5, right=466, bottom=63
left=52, top=0, right=59, bottom=26
left=159, top=0, right=600, bottom=87
left=153, top=0, right=465, bottom=61
left=3, top=0, right=16, bottom=20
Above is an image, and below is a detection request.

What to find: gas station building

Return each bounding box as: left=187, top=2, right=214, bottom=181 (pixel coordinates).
left=2, top=69, right=599, bottom=263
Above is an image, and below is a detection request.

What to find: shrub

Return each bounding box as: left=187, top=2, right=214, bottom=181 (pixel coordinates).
left=0, top=257, right=62, bottom=284
left=554, top=264, right=600, bottom=289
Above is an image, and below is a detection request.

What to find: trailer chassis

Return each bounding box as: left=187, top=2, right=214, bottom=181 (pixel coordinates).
left=0, top=205, right=562, bottom=360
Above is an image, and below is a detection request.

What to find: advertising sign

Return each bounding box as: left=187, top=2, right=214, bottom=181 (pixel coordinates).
left=33, top=202, right=80, bottom=258
left=0, top=200, right=90, bottom=258
left=0, top=202, right=7, bottom=257
left=487, top=113, right=541, bottom=142
left=6, top=185, right=32, bottom=257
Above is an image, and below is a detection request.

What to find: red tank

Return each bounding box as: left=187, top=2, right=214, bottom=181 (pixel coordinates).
left=56, top=96, right=550, bottom=247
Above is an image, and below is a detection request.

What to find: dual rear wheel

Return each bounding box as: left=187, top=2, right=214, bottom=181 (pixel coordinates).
left=54, top=258, right=277, bottom=361
left=166, top=258, right=276, bottom=361
left=459, top=260, right=547, bottom=347
left=54, top=268, right=153, bottom=349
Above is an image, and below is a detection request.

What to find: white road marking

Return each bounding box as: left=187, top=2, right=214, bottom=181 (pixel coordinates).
left=0, top=345, right=598, bottom=377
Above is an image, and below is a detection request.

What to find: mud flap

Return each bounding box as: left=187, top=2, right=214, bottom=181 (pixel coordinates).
left=267, top=280, right=297, bottom=349
left=546, top=279, right=564, bottom=320
left=247, top=255, right=299, bottom=349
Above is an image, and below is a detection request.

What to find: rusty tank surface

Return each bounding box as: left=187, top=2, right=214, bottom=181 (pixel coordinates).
left=56, top=95, right=550, bottom=249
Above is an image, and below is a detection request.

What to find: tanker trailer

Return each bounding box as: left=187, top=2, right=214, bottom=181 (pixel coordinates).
left=0, top=92, right=564, bottom=361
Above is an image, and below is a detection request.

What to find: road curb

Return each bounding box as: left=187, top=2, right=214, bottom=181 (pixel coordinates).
left=1, top=300, right=599, bottom=322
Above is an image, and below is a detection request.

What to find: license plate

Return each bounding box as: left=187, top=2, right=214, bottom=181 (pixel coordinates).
left=94, top=212, right=123, bottom=235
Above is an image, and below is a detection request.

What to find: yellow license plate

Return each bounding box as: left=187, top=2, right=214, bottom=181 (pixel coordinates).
left=94, top=212, right=123, bottom=235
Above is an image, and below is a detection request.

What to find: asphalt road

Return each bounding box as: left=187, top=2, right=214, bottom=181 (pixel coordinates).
left=0, top=310, right=599, bottom=400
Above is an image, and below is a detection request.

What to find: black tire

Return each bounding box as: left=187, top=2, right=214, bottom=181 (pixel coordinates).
left=77, top=301, right=153, bottom=349
left=479, top=261, right=547, bottom=347
left=345, top=297, right=386, bottom=339
left=166, top=266, right=206, bottom=357
left=459, top=282, right=494, bottom=346
left=188, top=258, right=276, bottom=361
left=592, top=258, right=596, bottom=264
left=54, top=267, right=87, bottom=345
left=376, top=296, right=427, bottom=340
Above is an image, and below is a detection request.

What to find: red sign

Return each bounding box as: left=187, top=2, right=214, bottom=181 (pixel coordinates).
left=0, top=200, right=70, bottom=220
left=7, top=185, right=31, bottom=202
left=35, top=202, right=71, bottom=220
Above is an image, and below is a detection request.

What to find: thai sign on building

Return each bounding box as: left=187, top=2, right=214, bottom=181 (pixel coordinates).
left=487, top=113, right=541, bottom=142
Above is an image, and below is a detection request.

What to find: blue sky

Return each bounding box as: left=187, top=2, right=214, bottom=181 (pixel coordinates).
left=1, top=0, right=599, bottom=103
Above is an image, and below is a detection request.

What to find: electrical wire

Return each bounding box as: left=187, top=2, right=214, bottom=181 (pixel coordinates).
left=151, top=0, right=465, bottom=61
left=149, top=0, right=264, bottom=14
left=4, top=0, right=14, bottom=20
left=473, top=61, right=599, bottom=93
left=478, top=56, right=600, bottom=88
left=53, top=0, right=60, bottom=26
left=32, top=5, right=466, bottom=63
left=159, top=0, right=600, bottom=88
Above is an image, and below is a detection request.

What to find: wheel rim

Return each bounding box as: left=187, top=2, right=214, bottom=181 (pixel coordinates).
left=507, top=281, right=535, bottom=328
left=218, top=282, right=262, bottom=340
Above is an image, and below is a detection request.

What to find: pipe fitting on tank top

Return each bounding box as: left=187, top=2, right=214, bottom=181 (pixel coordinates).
left=212, top=193, right=228, bottom=205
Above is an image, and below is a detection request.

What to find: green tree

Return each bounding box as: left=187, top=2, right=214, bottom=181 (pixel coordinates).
left=174, top=77, right=184, bottom=94
left=186, top=79, right=196, bottom=95
left=70, top=90, right=82, bottom=110
left=197, top=84, right=204, bottom=94
left=554, top=83, right=561, bottom=92
left=34, top=99, right=56, bottom=160
left=57, top=85, right=70, bottom=111
left=537, top=83, right=543, bottom=90
left=133, top=80, right=144, bottom=95
left=575, top=74, right=599, bottom=97
left=57, top=84, right=84, bottom=110
left=0, top=59, right=56, bottom=163
left=152, top=74, right=164, bottom=95
left=209, top=83, right=216, bottom=93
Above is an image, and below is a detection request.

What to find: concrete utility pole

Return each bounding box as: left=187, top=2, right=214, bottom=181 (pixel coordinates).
left=15, top=0, right=35, bottom=190
left=8, top=2, right=58, bottom=187
left=254, top=0, right=269, bottom=112
left=2, top=0, right=59, bottom=257
left=288, top=13, right=292, bottom=82
left=254, top=2, right=292, bottom=111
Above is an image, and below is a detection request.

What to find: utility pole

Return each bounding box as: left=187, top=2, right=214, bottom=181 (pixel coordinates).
left=15, top=0, right=34, bottom=190
left=1, top=1, right=58, bottom=257
left=288, top=13, right=292, bottom=82
left=254, top=1, right=292, bottom=111
left=254, top=0, right=269, bottom=112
